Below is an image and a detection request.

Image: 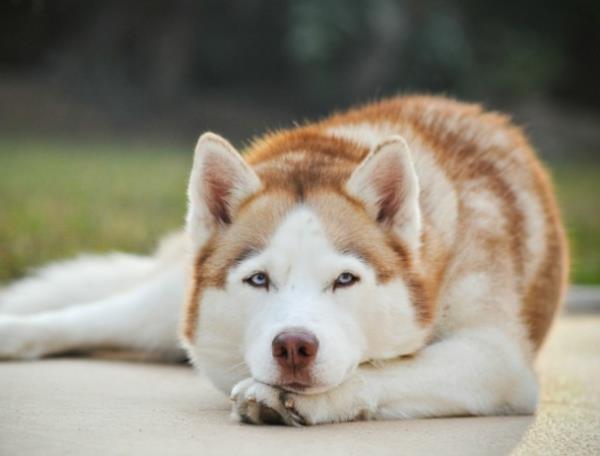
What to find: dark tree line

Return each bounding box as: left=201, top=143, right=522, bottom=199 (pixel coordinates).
left=1, top=0, right=598, bottom=113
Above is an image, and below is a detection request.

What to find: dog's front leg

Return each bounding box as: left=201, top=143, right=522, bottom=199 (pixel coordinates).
left=230, top=375, right=373, bottom=426
left=233, top=327, right=538, bottom=425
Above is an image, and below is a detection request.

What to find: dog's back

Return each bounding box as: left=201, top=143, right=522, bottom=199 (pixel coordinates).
left=234, top=96, right=567, bottom=353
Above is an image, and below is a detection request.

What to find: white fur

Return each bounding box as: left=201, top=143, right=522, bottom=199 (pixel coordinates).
left=0, top=126, right=541, bottom=426
left=0, top=235, right=186, bottom=360
left=231, top=327, right=537, bottom=425
left=190, top=207, right=427, bottom=395
left=0, top=253, right=155, bottom=316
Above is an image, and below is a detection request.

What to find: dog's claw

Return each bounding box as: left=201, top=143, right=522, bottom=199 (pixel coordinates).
left=231, top=379, right=314, bottom=426
left=289, top=410, right=308, bottom=426
left=278, top=392, right=308, bottom=426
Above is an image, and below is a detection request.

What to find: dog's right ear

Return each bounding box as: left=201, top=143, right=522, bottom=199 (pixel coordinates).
left=186, top=132, right=261, bottom=248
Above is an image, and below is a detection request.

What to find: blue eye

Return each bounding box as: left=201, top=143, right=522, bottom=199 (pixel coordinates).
left=244, top=272, right=269, bottom=289
left=334, top=272, right=359, bottom=290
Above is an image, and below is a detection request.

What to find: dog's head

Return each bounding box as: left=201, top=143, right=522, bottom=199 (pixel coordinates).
left=181, top=132, right=433, bottom=394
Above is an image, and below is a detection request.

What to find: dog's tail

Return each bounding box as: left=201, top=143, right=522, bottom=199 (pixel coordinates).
left=0, top=232, right=186, bottom=316
left=0, top=253, right=158, bottom=315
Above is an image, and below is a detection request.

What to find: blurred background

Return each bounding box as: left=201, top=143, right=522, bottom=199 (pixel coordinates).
left=0, top=0, right=598, bottom=284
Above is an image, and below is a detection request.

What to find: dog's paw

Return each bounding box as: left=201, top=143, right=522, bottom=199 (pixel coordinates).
left=230, top=377, right=373, bottom=426
left=231, top=378, right=284, bottom=425
left=230, top=378, right=302, bottom=426
left=277, top=388, right=372, bottom=425
left=0, top=315, right=45, bottom=360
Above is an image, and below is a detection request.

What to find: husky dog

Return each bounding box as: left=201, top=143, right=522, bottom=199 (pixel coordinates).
left=0, top=96, right=568, bottom=426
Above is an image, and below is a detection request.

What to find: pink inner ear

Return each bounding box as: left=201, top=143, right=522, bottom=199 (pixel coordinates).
left=202, top=155, right=234, bottom=225
left=374, top=157, right=405, bottom=224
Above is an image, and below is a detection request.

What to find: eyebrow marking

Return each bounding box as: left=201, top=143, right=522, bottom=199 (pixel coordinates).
left=340, top=248, right=368, bottom=264
left=233, top=247, right=261, bottom=265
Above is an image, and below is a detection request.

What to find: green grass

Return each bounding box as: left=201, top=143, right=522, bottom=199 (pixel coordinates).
left=553, top=165, right=600, bottom=284
left=0, top=140, right=190, bottom=281
left=0, top=140, right=598, bottom=284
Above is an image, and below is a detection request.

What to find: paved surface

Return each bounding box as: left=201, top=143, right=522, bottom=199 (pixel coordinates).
left=1, top=292, right=599, bottom=455
left=566, top=285, right=600, bottom=313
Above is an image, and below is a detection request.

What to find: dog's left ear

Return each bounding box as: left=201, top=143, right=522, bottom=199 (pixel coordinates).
left=346, top=136, right=421, bottom=252
left=187, top=132, right=261, bottom=248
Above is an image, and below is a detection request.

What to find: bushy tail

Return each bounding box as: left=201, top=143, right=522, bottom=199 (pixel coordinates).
left=0, top=252, right=158, bottom=316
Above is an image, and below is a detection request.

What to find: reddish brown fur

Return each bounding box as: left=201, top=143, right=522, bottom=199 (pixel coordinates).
left=184, top=95, right=568, bottom=350
left=183, top=192, right=296, bottom=340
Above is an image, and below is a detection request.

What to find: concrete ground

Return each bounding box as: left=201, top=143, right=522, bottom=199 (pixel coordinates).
left=1, top=289, right=599, bottom=456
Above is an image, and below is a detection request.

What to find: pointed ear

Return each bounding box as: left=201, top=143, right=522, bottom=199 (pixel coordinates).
left=346, top=136, right=421, bottom=250
left=186, top=132, right=261, bottom=247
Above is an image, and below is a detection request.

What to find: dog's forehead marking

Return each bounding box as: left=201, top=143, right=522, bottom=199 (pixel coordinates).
left=270, top=206, right=329, bottom=247
left=266, top=206, right=338, bottom=272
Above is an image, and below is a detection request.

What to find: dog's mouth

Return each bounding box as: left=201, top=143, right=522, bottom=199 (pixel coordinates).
left=255, top=378, right=328, bottom=395
left=279, top=381, right=311, bottom=393
left=273, top=380, right=334, bottom=395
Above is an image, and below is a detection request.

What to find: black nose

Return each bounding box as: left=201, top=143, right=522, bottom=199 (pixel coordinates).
left=271, top=330, right=319, bottom=371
